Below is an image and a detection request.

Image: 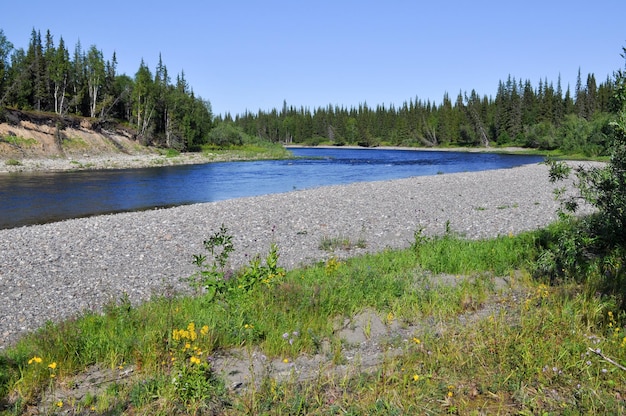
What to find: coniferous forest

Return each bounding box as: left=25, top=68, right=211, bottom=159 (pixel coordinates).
left=0, top=28, right=624, bottom=156
left=226, top=69, right=619, bottom=156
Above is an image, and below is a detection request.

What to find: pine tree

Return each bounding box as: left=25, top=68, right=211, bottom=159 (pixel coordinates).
left=26, top=29, right=46, bottom=111
left=585, top=73, right=597, bottom=119
left=575, top=67, right=587, bottom=118
left=0, top=29, right=14, bottom=104
left=70, top=40, right=88, bottom=115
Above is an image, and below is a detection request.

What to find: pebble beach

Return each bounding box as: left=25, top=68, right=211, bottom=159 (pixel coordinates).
left=0, top=160, right=591, bottom=349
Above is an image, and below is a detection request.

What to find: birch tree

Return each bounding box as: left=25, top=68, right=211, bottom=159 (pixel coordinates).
left=49, top=37, right=70, bottom=114
left=85, top=45, right=104, bottom=117
left=133, top=60, right=154, bottom=140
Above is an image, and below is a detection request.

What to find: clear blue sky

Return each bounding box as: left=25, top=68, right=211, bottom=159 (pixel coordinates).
left=2, top=0, right=625, bottom=116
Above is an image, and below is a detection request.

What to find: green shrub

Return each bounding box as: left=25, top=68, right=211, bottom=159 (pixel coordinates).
left=207, top=123, right=246, bottom=148
left=4, top=158, right=21, bottom=166
left=544, top=104, right=626, bottom=304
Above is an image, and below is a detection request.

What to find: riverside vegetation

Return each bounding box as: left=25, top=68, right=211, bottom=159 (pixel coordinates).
left=0, top=113, right=626, bottom=414
left=2, top=112, right=626, bottom=414
left=2, top=33, right=626, bottom=414
left=1, top=96, right=626, bottom=416
left=1, top=222, right=625, bottom=414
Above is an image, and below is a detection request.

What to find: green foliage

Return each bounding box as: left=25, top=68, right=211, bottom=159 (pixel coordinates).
left=319, top=235, right=367, bottom=252
left=1, top=27, right=624, bottom=153
left=163, top=148, right=180, bottom=157
left=4, top=158, right=21, bottom=166
left=224, top=62, right=619, bottom=151
left=168, top=322, right=226, bottom=409
left=411, top=228, right=538, bottom=275
left=206, top=122, right=247, bottom=148
left=188, top=225, right=286, bottom=303
left=0, top=28, right=214, bottom=151
left=543, top=101, right=626, bottom=305
left=4, top=224, right=626, bottom=413
left=188, top=224, right=234, bottom=298
left=523, top=120, right=558, bottom=149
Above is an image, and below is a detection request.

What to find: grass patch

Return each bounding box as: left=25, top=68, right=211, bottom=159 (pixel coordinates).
left=4, top=159, right=21, bottom=166
left=200, top=142, right=293, bottom=161
left=1, top=135, right=38, bottom=148
left=1, top=227, right=624, bottom=414
left=319, top=235, right=367, bottom=252
left=412, top=228, right=538, bottom=275
left=62, top=136, right=88, bottom=149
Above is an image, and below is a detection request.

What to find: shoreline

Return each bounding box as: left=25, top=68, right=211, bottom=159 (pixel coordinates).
left=0, top=162, right=591, bottom=348
left=0, top=152, right=240, bottom=174
left=285, top=144, right=532, bottom=153
left=0, top=145, right=538, bottom=174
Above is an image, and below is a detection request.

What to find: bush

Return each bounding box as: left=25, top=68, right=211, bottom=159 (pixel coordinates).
left=524, top=121, right=558, bottom=150
left=544, top=107, right=626, bottom=304
left=207, top=123, right=246, bottom=148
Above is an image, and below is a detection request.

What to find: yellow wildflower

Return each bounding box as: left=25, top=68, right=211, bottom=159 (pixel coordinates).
left=413, top=374, right=419, bottom=381
left=48, top=362, right=57, bottom=370
left=200, top=325, right=209, bottom=335
left=283, top=358, right=289, bottom=363
left=187, top=322, right=197, bottom=341
left=55, top=400, right=63, bottom=407
left=28, top=356, right=42, bottom=365
left=412, top=337, right=421, bottom=344
left=190, top=356, right=201, bottom=365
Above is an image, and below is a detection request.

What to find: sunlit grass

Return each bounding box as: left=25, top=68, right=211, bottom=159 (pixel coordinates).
left=1, top=227, right=625, bottom=414
left=200, top=141, right=293, bottom=161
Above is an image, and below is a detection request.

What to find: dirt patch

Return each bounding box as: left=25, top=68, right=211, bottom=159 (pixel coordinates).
left=209, top=274, right=521, bottom=392
left=27, top=274, right=525, bottom=414
left=0, top=109, right=151, bottom=162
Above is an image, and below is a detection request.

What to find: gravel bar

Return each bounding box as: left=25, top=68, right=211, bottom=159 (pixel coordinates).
left=0, top=162, right=586, bottom=349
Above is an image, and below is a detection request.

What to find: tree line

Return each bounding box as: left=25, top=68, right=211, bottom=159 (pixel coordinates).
left=1, top=27, right=624, bottom=155
left=0, top=28, right=213, bottom=150
left=223, top=65, right=622, bottom=156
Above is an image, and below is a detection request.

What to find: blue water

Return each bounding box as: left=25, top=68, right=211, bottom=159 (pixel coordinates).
left=0, top=148, right=543, bottom=229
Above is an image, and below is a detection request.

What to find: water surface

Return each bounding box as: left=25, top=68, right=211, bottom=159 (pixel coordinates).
left=0, top=148, right=543, bottom=229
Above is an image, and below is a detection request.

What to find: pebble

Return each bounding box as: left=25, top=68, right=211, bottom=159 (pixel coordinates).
left=0, top=162, right=593, bottom=349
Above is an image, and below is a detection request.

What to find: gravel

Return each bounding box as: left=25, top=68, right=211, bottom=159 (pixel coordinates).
left=0, top=162, right=590, bottom=349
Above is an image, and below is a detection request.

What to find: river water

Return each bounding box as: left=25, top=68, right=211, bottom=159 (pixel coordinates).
left=0, top=148, right=543, bottom=229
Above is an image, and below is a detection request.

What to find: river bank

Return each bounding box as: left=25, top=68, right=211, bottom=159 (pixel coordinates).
left=0, top=150, right=296, bottom=174
left=1, top=144, right=537, bottom=174
left=0, top=161, right=592, bottom=349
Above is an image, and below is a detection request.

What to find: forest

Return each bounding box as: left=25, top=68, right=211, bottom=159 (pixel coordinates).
left=0, top=28, right=213, bottom=151
left=0, top=28, right=624, bottom=155
left=225, top=71, right=619, bottom=156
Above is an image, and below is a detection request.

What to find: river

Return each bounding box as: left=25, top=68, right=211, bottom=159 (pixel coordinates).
left=0, top=148, right=544, bottom=229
